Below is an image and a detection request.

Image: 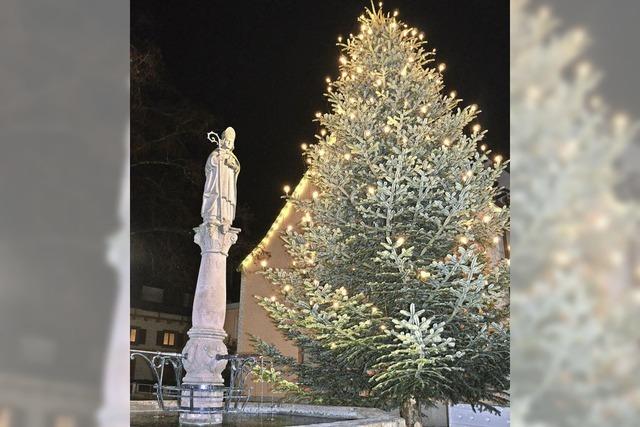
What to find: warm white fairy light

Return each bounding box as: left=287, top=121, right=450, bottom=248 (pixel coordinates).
left=494, top=154, right=503, bottom=165
left=613, top=113, right=629, bottom=133
left=367, top=185, right=376, bottom=195
left=337, top=35, right=343, bottom=42
left=332, top=301, right=340, bottom=309
left=383, top=125, right=391, bottom=133
left=286, top=225, right=293, bottom=232
left=472, top=124, right=481, bottom=133
left=418, top=270, right=431, bottom=282
left=470, top=104, right=478, bottom=113
left=459, top=236, right=469, bottom=245
left=418, top=32, right=424, bottom=40
left=283, top=285, right=292, bottom=293
left=482, top=214, right=492, bottom=223
left=320, top=129, right=327, bottom=136
left=438, top=63, right=446, bottom=72
left=312, top=191, right=319, bottom=199
left=450, top=91, right=457, bottom=98
left=301, top=143, right=308, bottom=150
left=420, top=105, right=427, bottom=114
left=339, top=56, right=347, bottom=65
left=260, top=260, right=268, bottom=268
left=283, top=185, right=291, bottom=194
left=343, top=153, right=351, bottom=160
left=364, top=130, right=372, bottom=138
left=395, top=236, right=405, bottom=247
left=356, top=66, right=363, bottom=74
left=315, top=111, right=322, bottom=118
left=443, top=137, right=451, bottom=146
left=269, top=295, right=276, bottom=302
left=480, top=144, right=487, bottom=151
left=492, top=236, right=500, bottom=245
left=371, top=306, right=379, bottom=314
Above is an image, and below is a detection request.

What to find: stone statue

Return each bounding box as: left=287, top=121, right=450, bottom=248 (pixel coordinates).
left=201, top=127, right=240, bottom=228
left=180, top=127, right=241, bottom=425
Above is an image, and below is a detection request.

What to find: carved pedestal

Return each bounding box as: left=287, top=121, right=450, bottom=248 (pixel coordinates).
left=180, top=224, right=239, bottom=425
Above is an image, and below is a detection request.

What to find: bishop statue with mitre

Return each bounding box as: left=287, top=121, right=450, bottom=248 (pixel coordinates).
left=201, top=127, right=240, bottom=229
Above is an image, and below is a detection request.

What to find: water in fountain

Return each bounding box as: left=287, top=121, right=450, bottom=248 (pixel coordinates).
left=131, top=413, right=349, bottom=427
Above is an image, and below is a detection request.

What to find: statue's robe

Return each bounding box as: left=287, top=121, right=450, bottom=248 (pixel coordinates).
left=201, top=149, right=240, bottom=226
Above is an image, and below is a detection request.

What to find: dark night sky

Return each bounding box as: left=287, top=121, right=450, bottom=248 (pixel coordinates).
left=132, top=0, right=509, bottom=275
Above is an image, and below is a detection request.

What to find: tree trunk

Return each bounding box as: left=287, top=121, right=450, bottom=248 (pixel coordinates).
left=400, top=396, right=423, bottom=427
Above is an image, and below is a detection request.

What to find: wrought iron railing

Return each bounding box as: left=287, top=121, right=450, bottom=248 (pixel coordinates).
left=130, top=350, right=259, bottom=414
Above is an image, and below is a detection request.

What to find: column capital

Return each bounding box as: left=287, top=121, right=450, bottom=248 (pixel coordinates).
left=193, top=224, right=240, bottom=256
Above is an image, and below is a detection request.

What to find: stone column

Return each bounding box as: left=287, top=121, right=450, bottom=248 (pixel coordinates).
left=180, top=223, right=239, bottom=425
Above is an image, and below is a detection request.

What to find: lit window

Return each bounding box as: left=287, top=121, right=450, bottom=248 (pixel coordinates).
left=130, top=328, right=137, bottom=344
left=163, top=332, right=175, bottom=346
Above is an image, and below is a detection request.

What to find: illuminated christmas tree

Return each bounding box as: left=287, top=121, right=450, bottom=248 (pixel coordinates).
left=254, top=6, right=510, bottom=425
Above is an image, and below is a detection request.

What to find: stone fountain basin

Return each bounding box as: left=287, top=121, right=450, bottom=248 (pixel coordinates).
left=130, top=401, right=405, bottom=427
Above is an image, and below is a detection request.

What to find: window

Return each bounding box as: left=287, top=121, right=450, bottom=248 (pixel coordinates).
left=157, top=330, right=180, bottom=347
left=130, top=327, right=146, bottom=345
left=163, top=332, right=175, bottom=346
left=141, top=286, right=164, bottom=303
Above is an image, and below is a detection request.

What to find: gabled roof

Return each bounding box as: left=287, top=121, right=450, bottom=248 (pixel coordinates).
left=239, top=173, right=311, bottom=271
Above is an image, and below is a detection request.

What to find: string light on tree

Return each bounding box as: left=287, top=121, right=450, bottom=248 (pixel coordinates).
left=418, top=270, right=431, bottom=282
